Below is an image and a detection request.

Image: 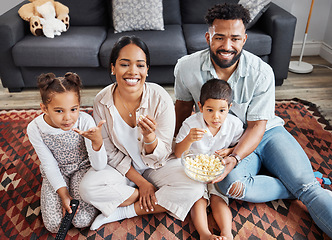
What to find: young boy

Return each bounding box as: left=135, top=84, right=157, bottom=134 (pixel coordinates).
left=175, top=79, right=244, bottom=240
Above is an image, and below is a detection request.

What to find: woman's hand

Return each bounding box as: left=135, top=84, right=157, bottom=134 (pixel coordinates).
left=137, top=180, right=158, bottom=213
left=137, top=115, right=157, bottom=142
left=211, top=156, right=237, bottom=184
left=73, top=120, right=106, bottom=151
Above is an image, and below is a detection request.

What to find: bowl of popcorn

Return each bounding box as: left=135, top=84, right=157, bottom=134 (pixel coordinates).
left=181, top=150, right=225, bottom=183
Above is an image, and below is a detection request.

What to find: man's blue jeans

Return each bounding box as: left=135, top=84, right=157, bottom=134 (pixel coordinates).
left=216, top=126, right=332, bottom=237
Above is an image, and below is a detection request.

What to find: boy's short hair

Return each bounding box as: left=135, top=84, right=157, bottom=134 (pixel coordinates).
left=200, top=79, right=233, bottom=106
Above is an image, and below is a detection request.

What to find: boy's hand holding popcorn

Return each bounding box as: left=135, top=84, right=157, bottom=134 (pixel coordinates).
left=215, top=147, right=235, bottom=158
left=186, top=128, right=207, bottom=143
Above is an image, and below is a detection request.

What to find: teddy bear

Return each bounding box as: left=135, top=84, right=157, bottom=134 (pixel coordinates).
left=18, top=0, right=69, bottom=38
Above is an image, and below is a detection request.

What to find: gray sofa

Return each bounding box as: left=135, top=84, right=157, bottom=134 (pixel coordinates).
left=0, top=0, right=296, bottom=92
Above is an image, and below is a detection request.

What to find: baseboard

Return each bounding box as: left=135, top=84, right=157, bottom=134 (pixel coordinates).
left=320, top=43, right=332, bottom=64
left=291, top=41, right=321, bottom=56
left=291, top=41, right=332, bottom=64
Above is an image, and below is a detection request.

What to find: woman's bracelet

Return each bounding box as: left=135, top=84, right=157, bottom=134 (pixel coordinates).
left=143, top=137, right=157, bottom=145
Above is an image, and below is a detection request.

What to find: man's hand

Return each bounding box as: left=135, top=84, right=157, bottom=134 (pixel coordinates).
left=211, top=155, right=237, bottom=183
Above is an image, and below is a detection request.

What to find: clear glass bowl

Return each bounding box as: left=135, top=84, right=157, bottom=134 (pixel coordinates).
left=181, top=149, right=225, bottom=183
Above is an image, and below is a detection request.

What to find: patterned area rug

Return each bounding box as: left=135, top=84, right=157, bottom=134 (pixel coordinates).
left=0, top=99, right=331, bottom=240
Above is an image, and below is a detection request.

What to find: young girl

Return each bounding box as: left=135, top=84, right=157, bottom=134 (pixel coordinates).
left=27, top=72, right=107, bottom=233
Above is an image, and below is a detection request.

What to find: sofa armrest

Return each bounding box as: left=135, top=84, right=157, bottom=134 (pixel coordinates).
left=256, top=3, right=296, bottom=86
left=0, top=2, right=28, bottom=91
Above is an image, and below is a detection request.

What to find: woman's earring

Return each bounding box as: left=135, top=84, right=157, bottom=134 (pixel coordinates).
left=147, top=73, right=149, bottom=77
left=111, top=72, right=114, bottom=75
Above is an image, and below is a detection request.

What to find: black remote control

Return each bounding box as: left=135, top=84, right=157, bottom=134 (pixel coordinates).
left=55, top=199, right=79, bottom=240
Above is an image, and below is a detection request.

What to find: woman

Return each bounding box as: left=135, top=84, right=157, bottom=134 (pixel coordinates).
left=79, top=36, right=204, bottom=230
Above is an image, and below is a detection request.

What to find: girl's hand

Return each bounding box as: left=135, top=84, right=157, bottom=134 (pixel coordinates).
left=215, top=147, right=234, bottom=158
left=137, top=115, right=157, bottom=143
left=73, top=120, right=106, bottom=151
left=187, top=128, right=206, bottom=143
left=61, top=195, right=73, bottom=216
left=137, top=180, right=158, bottom=213
left=56, top=187, right=73, bottom=216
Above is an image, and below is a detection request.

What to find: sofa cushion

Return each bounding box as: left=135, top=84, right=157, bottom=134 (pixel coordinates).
left=59, top=0, right=108, bottom=26
left=238, top=0, right=271, bottom=29
left=112, top=0, right=164, bottom=33
left=12, top=26, right=107, bottom=67
left=180, top=0, right=238, bottom=24
left=182, top=24, right=271, bottom=56
left=244, top=29, right=272, bottom=56
left=107, top=0, right=181, bottom=28
left=99, top=25, right=187, bottom=67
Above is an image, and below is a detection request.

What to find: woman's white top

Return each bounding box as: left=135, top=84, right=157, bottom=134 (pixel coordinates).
left=113, top=108, right=149, bottom=174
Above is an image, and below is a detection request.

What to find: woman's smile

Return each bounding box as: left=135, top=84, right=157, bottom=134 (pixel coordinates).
left=124, top=78, right=140, bottom=86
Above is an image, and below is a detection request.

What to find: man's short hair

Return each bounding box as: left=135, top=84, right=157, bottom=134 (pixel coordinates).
left=205, top=3, right=251, bottom=28
left=200, top=79, right=233, bottom=106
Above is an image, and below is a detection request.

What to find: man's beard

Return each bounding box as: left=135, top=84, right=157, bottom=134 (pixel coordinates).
left=209, top=47, right=242, bottom=69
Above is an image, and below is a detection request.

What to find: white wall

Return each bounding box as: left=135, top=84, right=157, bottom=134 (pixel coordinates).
left=324, top=5, right=332, bottom=46
left=273, top=0, right=332, bottom=63
left=0, top=0, right=23, bottom=16
left=321, top=3, right=332, bottom=63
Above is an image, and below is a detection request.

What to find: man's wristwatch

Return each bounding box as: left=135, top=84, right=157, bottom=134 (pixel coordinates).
left=228, top=153, right=242, bottom=166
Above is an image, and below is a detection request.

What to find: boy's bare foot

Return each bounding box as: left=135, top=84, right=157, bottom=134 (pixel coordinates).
left=220, top=232, right=233, bottom=240
left=220, top=236, right=230, bottom=240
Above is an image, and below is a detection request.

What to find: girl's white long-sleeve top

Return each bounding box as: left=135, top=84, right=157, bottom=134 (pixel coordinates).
left=27, top=111, right=107, bottom=192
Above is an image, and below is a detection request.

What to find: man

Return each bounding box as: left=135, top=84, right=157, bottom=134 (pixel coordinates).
left=174, top=3, right=332, bottom=237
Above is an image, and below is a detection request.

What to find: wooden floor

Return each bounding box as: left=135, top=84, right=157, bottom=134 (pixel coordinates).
left=276, top=56, right=332, bottom=124
left=1, top=56, right=331, bottom=124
